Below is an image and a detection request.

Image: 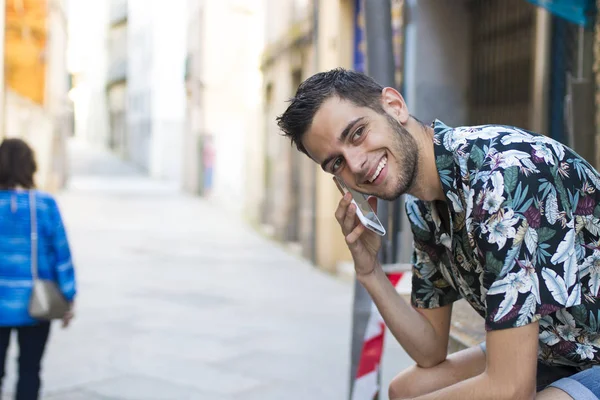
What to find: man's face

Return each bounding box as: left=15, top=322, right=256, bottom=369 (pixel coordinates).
left=302, top=96, right=418, bottom=201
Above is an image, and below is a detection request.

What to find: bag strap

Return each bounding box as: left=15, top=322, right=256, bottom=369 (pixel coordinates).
left=29, top=190, right=38, bottom=281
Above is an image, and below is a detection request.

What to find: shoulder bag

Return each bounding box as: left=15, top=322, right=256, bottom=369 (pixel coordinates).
left=27, top=191, right=70, bottom=320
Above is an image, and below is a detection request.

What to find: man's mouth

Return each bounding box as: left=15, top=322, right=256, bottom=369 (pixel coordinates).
left=368, top=156, right=387, bottom=183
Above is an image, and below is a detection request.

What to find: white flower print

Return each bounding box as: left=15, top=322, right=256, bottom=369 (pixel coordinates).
left=545, top=191, right=559, bottom=225
left=556, top=324, right=581, bottom=341
left=490, top=149, right=536, bottom=171
left=414, top=248, right=437, bottom=280
left=532, top=143, right=556, bottom=165
left=501, top=132, right=565, bottom=161
left=482, top=209, right=520, bottom=249
left=446, top=126, right=503, bottom=151
left=581, top=249, right=600, bottom=296
left=555, top=309, right=581, bottom=342
left=487, top=268, right=535, bottom=321
left=483, top=190, right=505, bottom=214
left=540, top=330, right=560, bottom=346
left=482, top=172, right=505, bottom=213
left=447, top=191, right=464, bottom=213
left=575, top=344, right=596, bottom=361
left=465, top=187, right=475, bottom=218
left=490, top=171, right=505, bottom=193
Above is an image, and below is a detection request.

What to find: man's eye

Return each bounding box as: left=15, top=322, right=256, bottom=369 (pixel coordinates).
left=332, top=158, right=343, bottom=172
left=352, top=126, right=365, bottom=142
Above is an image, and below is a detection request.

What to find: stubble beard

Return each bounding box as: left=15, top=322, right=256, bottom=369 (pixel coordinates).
left=378, top=115, right=419, bottom=201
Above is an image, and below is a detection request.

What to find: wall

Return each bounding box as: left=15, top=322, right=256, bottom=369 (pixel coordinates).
left=200, top=0, right=264, bottom=215
left=67, top=0, right=109, bottom=146
left=126, top=0, right=152, bottom=170
left=260, top=0, right=315, bottom=245
left=44, top=0, right=71, bottom=190
left=107, top=82, right=127, bottom=156
left=5, top=90, right=54, bottom=190
left=4, top=0, right=47, bottom=105
left=313, top=0, right=355, bottom=272
left=258, top=0, right=356, bottom=270
left=182, top=0, right=204, bottom=195
left=67, top=0, right=110, bottom=147
left=403, top=0, right=471, bottom=126
left=148, top=0, right=186, bottom=183
left=124, top=0, right=190, bottom=184
left=5, top=0, right=70, bottom=192
left=264, top=57, right=292, bottom=236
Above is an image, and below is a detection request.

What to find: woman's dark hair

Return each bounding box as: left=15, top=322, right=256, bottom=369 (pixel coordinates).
left=0, top=138, right=37, bottom=189
left=276, top=68, right=386, bottom=155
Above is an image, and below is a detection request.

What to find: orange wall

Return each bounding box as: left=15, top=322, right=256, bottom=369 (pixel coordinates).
left=5, top=0, right=47, bottom=105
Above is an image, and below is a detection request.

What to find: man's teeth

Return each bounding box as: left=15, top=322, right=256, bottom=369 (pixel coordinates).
left=369, top=157, right=387, bottom=183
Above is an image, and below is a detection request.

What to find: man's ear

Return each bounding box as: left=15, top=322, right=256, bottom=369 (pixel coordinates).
left=381, top=87, right=410, bottom=124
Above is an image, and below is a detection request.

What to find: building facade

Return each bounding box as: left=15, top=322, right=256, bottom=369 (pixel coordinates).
left=106, top=0, right=128, bottom=158
left=67, top=0, right=186, bottom=184
left=127, top=0, right=186, bottom=182
left=183, top=0, right=264, bottom=215
left=4, top=0, right=72, bottom=191
left=255, top=0, right=357, bottom=271
left=67, top=0, right=110, bottom=148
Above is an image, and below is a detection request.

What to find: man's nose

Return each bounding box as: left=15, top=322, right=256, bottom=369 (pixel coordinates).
left=345, top=149, right=367, bottom=175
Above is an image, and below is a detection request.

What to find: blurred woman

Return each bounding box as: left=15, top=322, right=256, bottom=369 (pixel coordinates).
left=0, top=138, right=76, bottom=400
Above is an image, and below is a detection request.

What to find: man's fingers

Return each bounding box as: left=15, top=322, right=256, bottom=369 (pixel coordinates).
left=346, top=222, right=365, bottom=245
left=335, top=192, right=352, bottom=223
left=343, top=202, right=358, bottom=233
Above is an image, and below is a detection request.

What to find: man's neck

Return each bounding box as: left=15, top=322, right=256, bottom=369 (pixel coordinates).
left=406, top=122, right=445, bottom=202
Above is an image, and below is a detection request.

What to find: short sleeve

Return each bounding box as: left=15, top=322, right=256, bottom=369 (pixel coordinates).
left=469, top=144, right=581, bottom=331
left=406, top=196, right=462, bottom=309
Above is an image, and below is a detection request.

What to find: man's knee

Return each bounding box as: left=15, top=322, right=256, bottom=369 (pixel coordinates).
left=388, top=365, right=429, bottom=400
left=389, top=346, right=486, bottom=399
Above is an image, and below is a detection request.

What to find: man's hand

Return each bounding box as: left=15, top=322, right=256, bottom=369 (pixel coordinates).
left=62, top=302, right=75, bottom=328
left=334, top=183, right=381, bottom=276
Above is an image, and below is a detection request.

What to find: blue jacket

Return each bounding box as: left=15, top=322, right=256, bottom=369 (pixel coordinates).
left=0, top=190, right=76, bottom=326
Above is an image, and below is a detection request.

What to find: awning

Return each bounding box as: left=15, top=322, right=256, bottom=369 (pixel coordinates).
left=526, top=0, right=597, bottom=27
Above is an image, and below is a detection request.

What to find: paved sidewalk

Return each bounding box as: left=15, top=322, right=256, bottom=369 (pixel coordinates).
left=1, top=140, right=411, bottom=399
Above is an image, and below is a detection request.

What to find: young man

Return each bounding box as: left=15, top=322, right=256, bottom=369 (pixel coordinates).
left=277, top=68, right=600, bottom=399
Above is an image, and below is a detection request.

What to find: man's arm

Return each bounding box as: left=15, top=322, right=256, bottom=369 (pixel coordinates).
left=336, top=192, right=456, bottom=367
left=359, top=266, right=453, bottom=368
left=397, top=323, right=538, bottom=400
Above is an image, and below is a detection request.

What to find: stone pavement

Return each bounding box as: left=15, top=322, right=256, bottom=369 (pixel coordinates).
left=1, top=139, right=411, bottom=400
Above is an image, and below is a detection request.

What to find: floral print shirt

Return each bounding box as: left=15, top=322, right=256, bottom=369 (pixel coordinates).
left=408, top=120, right=600, bottom=368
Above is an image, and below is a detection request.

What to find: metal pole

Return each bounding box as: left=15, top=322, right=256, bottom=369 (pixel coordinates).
left=364, top=0, right=396, bottom=265
left=529, top=7, right=551, bottom=134
left=364, top=0, right=396, bottom=88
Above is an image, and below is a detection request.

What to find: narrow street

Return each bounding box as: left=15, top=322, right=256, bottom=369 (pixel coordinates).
left=2, top=139, right=410, bottom=400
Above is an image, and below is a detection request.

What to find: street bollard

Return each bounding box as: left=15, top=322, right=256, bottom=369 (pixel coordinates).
left=349, top=263, right=412, bottom=400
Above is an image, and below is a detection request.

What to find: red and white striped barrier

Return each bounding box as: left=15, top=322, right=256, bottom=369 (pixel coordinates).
left=350, top=264, right=412, bottom=400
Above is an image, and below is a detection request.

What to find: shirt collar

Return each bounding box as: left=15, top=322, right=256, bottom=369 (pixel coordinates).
left=431, top=119, right=462, bottom=215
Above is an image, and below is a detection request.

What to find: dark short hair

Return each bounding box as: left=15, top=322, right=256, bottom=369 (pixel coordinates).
left=0, top=138, right=37, bottom=189
left=276, top=68, right=385, bottom=155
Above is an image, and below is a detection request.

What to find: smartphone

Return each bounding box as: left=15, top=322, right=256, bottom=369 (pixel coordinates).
left=334, top=177, right=386, bottom=236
